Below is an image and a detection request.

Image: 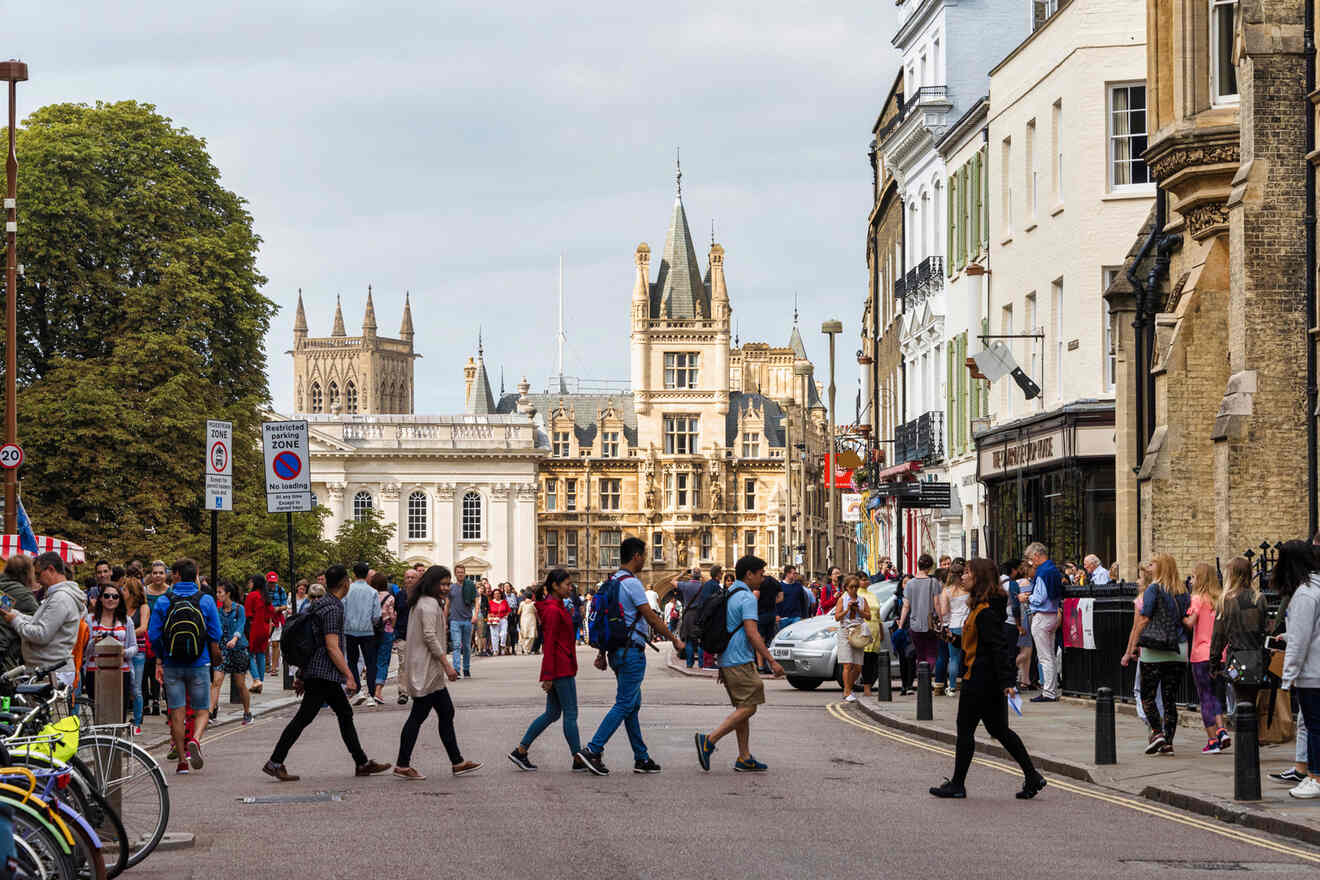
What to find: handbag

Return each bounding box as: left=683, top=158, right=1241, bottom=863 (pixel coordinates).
left=1225, top=647, right=1264, bottom=686
left=1137, top=588, right=1181, bottom=651
left=847, top=624, right=871, bottom=650
left=1257, top=687, right=1296, bottom=744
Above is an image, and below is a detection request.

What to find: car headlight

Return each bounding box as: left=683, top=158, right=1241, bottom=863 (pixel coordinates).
left=802, top=627, right=839, bottom=642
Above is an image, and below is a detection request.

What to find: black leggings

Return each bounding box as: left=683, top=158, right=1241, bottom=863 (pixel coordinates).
left=142, top=656, right=160, bottom=704
left=397, top=689, right=463, bottom=768
left=952, top=678, right=1037, bottom=786
left=345, top=635, right=379, bottom=695
left=270, top=677, right=367, bottom=766
left=1140, top=660, right=1182, bottom=742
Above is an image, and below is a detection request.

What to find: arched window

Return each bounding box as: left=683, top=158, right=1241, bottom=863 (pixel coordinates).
left=461, top=490, right=482, bottom=540
left=345, top=380, right=358, bottom=413
left=353, top=490, right=373, bottom=521
left=310, top=382, right=323, bottom=413
left=328, top=381, right=340, bottom=411
left=407, top=491, right=427, bottom=540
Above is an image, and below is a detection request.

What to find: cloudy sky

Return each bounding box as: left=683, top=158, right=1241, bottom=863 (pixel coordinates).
left=13, top=1, right=899, bottom=414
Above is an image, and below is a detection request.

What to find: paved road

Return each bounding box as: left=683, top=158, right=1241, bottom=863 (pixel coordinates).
left=126, top=647, right=1319, bottom=879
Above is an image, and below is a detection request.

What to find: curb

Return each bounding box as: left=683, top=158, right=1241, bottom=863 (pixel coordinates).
left=138, top=693, right=305, bottom=753
left=664, top=651, right=717, bottom=678
left=851, top=701, right=1320, bottom=849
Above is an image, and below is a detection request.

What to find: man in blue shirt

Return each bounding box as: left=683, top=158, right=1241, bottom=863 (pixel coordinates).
left=1024, top=542, right=1064, bottom=703
left=342, top=562, right=382, bottom=705
left=148, top=558, right=222, bottom=775
left=775, top=565, right=810, bottom=633
left=577, top=536, right=685, bottom=777
left=694, top=555, right=784, bottom=773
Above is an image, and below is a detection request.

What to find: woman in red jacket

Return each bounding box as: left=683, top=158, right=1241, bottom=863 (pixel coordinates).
left=244, top=574, right=273, bottom=694
left=508, top=569, right=583, bottom=771
left=487, top=589, right=512, bottom=656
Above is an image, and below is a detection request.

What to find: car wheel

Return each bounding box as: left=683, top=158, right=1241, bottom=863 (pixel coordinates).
left=786, top=676, right=823, bottom=691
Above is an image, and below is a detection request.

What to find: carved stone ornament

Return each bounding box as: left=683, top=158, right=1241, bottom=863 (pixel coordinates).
left=1144, top=137, right=1240, bottom=185
left=436, top=483, right=457, bottom=502
left=1183, top=202, right=1230, bottom=241
left=380, top=482, right=401, bottom=501
left=710, top=482, right=723, bottom=509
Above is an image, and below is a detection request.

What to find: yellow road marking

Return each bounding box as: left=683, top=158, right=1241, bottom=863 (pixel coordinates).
left=826, top=702, right=1320, bottom=865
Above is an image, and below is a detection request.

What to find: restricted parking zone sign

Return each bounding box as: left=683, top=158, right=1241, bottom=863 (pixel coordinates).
left=262, top=420, right=312, bottom=513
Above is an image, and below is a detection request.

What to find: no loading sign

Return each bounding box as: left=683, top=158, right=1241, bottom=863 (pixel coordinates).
left=272, top=450, right=302, bottom=480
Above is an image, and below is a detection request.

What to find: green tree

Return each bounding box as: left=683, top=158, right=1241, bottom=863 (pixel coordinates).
left=2, top=101, right=278, bottom=563
left=316, top=509, right=403, bottom=583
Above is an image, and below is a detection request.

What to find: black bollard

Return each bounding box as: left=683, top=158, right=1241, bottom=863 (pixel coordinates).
left=916, top=661, right=933, bottom=720
left=1095, top=686, right=1117, bottom=765
left=1234, top=692, right=1261, bottom=801
left=876, top=650, right=893, bottom=702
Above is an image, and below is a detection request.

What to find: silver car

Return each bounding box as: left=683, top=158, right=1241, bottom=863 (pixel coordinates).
left=770, top=583, right=899, bottom=691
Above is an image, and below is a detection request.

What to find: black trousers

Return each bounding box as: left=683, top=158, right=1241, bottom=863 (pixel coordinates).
left=952, top=676, right=1037, bottom=786
left=142, top=656, right=160, bottom=704
left=1139, top=660, right=1183, bottom=741
left=860, top=651, right=880, bottom=687
left=757, top=619, right=776, bottom=669
left=345, top=634, right=379, bottom=695
left=397, top=689, right=463, bottom=768
left=271, top=677, right=367, bottom=766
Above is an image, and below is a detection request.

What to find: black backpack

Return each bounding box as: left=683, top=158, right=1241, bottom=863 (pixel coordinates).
left=698, top=585, right=748, bottom=656
left=161, top=590, right=207, bottom=663
left=280, top=604, right=322, bottom=669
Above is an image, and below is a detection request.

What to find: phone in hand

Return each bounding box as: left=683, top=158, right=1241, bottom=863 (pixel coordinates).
left=0, top=595, right=13, bottom=611
left=1264, top=635, right=1284, bottom=652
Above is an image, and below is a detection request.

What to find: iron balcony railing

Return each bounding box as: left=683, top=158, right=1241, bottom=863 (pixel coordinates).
left=894, top=255, right=944, bottom=304
left=894, top=410, right=944, bottom=465
left=874, top=86, right=951, bottom=146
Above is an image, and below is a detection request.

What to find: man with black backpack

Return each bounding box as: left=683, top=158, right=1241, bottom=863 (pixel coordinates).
left=147, top=558, right=222, bottom=776
left=576, top=536, right=684, bottom=776
left=694, top=555, right=783, bottom=773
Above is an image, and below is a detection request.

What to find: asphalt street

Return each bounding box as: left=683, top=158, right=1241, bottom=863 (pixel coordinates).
left=126, top=647, right=1320, bottom=879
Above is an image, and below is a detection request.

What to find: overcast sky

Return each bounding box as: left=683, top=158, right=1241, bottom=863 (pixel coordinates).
left=13, top=1, right=899, bottom=415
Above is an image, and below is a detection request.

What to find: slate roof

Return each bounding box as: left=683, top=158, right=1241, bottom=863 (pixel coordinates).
left=784, top=324, right=825, bottom=409
left=495, top=391, right=638, bottom=449
left=469, top=359, right=497, bottom=414
left=650, top=196, right=711, bottom=319
left=726, top=392, right=788, bottom=449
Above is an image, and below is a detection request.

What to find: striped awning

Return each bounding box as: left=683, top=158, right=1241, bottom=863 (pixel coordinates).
left=0, top=535, right=86, bottom=564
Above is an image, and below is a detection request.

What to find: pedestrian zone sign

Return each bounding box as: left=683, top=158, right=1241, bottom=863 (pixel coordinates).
left=262, top=420, right=312, bottom=513
left=205, top=420, right=233, bottom=511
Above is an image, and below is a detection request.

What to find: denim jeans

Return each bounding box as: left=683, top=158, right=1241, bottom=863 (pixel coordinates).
left=249, top=651, right=267, bottom=682
left=1297, top=687, right=1320, bottom=775
left=375, top=631, right=395, bottom=686
left=520, top=676, right=581, bottom=756
left=684, top=638, right=700, bottom=667
left=935, top=639, right=950, bottom=685
left=449, top=620, right=473, bottom=675
left=130, top=653, right=146, bottom=726
left=587, top=647, right=648, bottom=761
left=946, top=630, right=964, bottom=689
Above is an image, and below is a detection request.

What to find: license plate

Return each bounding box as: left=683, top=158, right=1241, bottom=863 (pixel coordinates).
left=771, top=646, right=791, bottom=659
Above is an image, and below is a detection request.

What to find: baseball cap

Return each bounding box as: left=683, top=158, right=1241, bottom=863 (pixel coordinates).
left=265, top=571, right=279, bottom=583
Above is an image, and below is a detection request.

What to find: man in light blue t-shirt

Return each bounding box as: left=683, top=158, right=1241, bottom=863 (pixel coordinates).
left=576, top=536, right=685, bottom=777
left=694, top=555, right=783, bottom=773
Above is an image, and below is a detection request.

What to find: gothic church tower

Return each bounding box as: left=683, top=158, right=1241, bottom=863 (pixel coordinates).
left=291, top=288, right=417, bottom=415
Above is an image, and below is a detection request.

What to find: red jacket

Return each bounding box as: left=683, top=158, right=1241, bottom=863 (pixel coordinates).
left=537, top=597, right=577, bottom=681
left=245, top=590, right=272, bottom=653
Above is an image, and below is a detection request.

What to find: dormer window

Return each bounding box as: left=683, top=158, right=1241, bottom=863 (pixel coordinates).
left=553, top=431, right=571, bottom=457
left=602, top=431, right=620, bottom=458
left=742, top=432, right=760, bottom=458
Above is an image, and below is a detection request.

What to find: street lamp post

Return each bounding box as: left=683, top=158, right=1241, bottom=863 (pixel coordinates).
left=0, top=60, right=27, bottom=536
left=821, top=320, right=842, bottom=571
left=794, top=360, right=812, bottom=575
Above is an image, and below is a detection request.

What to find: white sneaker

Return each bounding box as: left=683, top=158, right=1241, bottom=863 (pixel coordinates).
left=351, top=692, right=368, bottom=706
left=844, top=694, right=857, bottom=703
left=1289, top=777, right=1320, bottom=799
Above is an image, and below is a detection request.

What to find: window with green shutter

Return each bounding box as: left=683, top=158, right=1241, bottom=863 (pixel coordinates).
left=971, top=154, right=982, bottom=259
left=946, top=342, right=956, bottom=453
left=947, top=175, right=956, bottom=276
left=956, top=333, right=968, bottom=453
left=980, top=147, right=990, bottom=250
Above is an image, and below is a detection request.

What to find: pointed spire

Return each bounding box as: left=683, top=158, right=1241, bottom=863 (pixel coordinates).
left=477, top=326, right=484, bottom=359
left=675, top=146, right=682, bottom=199
left=655, top=172, right=710, bottom=319
left=331, top=294, right=346, bottom=336
left=400, top=291, right=414, bottom=341
left=293, top=288, right=308, bottom=335
left=710, top=218, right=715, bottom=247
left=466, top=332, right=496, bottom=415
left=362, top=284, right=377, bottom=335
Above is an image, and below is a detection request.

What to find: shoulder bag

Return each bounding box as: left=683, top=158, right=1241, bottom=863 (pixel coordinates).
left=1137, top=588, right=1181, bottom=652
left=1225, top=593, right=1265, bottom=686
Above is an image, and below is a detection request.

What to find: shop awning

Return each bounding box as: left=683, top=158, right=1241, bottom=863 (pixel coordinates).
left=0, top=534, right=86, bottom=564
left=874, top=460, right=922, bottom=481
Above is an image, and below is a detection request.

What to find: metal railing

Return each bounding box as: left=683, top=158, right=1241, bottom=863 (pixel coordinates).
left=894, top=255, right=944, bottom=304
left=894, top=410, right=944, bottom=464
left=873, top=86, right=951, bottom=146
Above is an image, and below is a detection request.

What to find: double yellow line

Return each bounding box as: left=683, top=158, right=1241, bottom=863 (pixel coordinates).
left=826, top=702, right=1320, bottom=865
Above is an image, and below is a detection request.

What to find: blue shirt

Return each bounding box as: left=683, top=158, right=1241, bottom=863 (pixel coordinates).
left=613, top=569, right=651, bottom=648
left=218, top=602, right=247, bottom=650
left=343, top=580, right=381, bottom=637
left=147, top=582, right=223, bottom=668
left=719, top=583, right=759, bottom=668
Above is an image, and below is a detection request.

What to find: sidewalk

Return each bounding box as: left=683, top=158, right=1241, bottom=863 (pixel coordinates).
left=853, top=689, right=1320, bottom=847
left=131, top=670, right=302, bottom=753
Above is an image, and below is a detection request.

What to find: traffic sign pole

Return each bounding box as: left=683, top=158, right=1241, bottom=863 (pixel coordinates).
left=284, top=511, right=296, bottom=690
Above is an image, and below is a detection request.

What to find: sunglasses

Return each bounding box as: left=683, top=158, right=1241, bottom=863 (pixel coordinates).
left=101, top=593, right=121, bottom=601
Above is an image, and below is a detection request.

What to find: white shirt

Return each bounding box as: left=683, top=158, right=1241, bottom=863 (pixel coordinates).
left=645, top=589, right=660, bottom=613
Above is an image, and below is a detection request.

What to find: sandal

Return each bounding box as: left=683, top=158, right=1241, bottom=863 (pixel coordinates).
left=393, top=766, right=426, bottom=781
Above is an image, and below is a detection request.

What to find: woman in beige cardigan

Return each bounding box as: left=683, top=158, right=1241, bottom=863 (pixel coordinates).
left=394, top=565, right=482, bottom=781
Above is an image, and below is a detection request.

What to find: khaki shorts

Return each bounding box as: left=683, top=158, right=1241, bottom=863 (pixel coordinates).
left=721, top=662, right=765, bottom=710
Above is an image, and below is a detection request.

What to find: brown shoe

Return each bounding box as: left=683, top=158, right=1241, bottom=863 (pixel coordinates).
left=393, top=766, right=426, bottom=781
left=451, top=760, right=482, bottom=777
left=355, top=759, right=392, bottom=777
left=262, top=761, right=299, bottom=782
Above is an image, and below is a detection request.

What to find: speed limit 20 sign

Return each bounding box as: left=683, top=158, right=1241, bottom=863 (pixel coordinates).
left=0, top=443, right=23, bottom=470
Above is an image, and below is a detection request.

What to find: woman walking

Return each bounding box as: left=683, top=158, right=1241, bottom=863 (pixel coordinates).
left=1186, top=563, right=1229, bottom=754
left=929, top=558, right=1046, bottom=800
left=371, top=573, right=396, bottom=703
left=245, top=574, right=274, bottom=694
left=833, top=576, right=870, bottom=703
left=518, top=589, right=538, bottom=655
left=211, top=580, right=252, bottom=725
left=943, top=562, right=970, bottom=697
left=487, top=588, right=511, bottom=657
left=120, top=576, right=149, bottom=733
left=142, top=561, right=170, bottom=716
left=1211, top=557, right=1267, bottom=755
left=394, top=566, right=481, bottom=781
left=509, top=569, right=585, bottom=771
left=1274, top=540, right=1320, bottom=799
left=83, top=584, right=137, bottom=720
left=1004, top=560, right=1035, bottom=691
left=1121, top=553, right=1190, bottom=755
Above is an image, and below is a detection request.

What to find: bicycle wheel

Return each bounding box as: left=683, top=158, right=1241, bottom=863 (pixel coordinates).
left=75, top=782, right=128, bottom=879
left=73, top=735, right=169, bottom=868
left=12, top=809, right=76, bottom=880
left=59, top=806, right=107, bottom=880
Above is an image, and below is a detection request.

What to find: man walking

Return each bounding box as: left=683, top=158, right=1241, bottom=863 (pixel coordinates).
left=147, top=559, right=222, bottom=775
left=897, top=554, right=942, bottom=677
left=695, top=555, right=784, bottom=773
left=576, top=537, right=684, bottom=776
left=263, top=565, right=391, bottom=781
left=676, top=570, right=703, bottom=668
left=775, top=565, right=809, bottom=634
left=343, top=562, right=381, bottom=705
left=448, top=563, right=477, bottom=678
left=754, top=570, right=782, bottom=675
left=1024, top=542, right=1063, bottom=703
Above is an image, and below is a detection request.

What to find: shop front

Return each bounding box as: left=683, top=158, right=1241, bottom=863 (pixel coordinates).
left=975, top=402, right=1116, bottom=567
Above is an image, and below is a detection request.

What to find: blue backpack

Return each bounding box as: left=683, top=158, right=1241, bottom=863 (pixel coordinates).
left=587, top=572, right=639, bottom=653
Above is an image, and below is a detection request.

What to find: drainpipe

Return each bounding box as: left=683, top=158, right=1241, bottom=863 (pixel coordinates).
left=1306, top=0, right=1318, bottom=539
